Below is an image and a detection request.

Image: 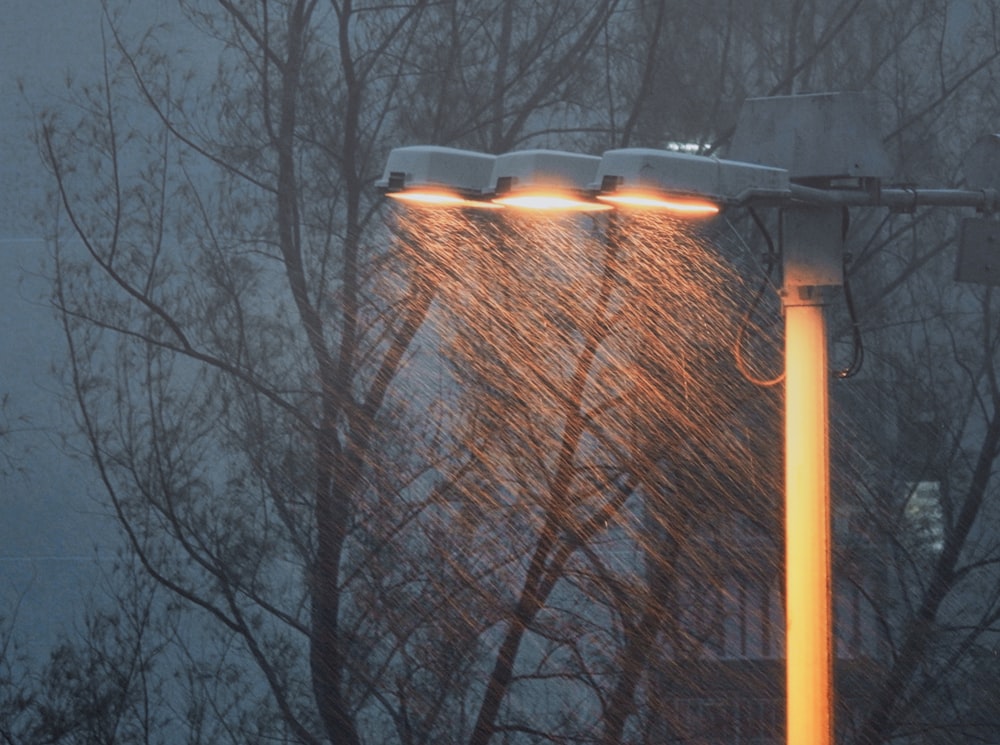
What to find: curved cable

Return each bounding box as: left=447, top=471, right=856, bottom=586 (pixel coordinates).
left=733, top=207, right=785, bottom=387
left=834, top=206, right=865, bottom=379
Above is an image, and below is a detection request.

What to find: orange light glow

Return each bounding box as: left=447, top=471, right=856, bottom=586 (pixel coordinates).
left=491, top=191, right=612, bottom=212
left=596, top=190, right=720, bottom=216
left=784, top=302, right=833, bottom=745
left=387, top=190, right=501, bottom=209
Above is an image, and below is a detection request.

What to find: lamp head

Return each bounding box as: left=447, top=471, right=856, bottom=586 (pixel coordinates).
left=595, top=148, right=789, bottom=214
left=377, top=146, right=498, bottom=207
left=489, top=150, right=611, bottom=211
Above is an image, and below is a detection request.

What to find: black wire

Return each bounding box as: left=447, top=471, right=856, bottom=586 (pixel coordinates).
left=733, top=207, right=784, bottom=387
left=834, top=206, right=865, bottom=379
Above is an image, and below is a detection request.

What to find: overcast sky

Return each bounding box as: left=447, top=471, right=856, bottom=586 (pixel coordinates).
left=1, top=1, right=148, bottom=655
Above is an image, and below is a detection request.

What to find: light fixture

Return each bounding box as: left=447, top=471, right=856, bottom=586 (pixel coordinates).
left=376, top=145, right=499, bottom=208
left=380, top=92, right=1000, bottom=745
left=594, top=148, right=790, bottom=215
left=488, top=149, right=611, bottom=212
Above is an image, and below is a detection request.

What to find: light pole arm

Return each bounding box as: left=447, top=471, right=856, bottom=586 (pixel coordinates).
left=789, top=183, right=1000, bottom=212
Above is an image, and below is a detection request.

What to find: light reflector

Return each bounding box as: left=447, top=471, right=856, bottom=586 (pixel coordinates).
left=492, top=191, right=612, bottom=212
left=386, top=190, right=502, bottom=209
left=596, top=189, right=720, bottom=215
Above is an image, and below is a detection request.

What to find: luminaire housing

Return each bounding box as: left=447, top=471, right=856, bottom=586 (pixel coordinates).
left=377, top=145, right=790, bottom=214
left=376, top=145, right=497, bottom=203
left=489, top=149, right=609, bottom=211
left=595, top=148, right=790, bottom=210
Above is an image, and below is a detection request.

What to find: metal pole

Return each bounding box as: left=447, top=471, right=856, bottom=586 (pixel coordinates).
left=781, top=207, right=842, bottom=745
left=784, top=301, right=833, bottom=745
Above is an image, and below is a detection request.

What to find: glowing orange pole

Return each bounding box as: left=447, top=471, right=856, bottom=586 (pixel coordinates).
left=784, top=300, right=833, bottom=745
left=781, top=207, right=841, bottom=745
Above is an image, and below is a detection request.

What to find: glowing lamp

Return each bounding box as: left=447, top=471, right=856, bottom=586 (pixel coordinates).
left=597, top=190, right=721, bottom=216
left=595, top=148, right=789, bottom=214
left=488, top=149, right=611, bottom=211
left=376, top=145, right=497, bottom=207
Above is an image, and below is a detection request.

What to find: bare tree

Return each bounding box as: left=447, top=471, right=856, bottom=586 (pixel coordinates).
left=19, top=557, right=171, bottom=745
left=32, top=0, right=1000, bottom=743
left=829, top=224, right=1000, bottom=744
left=0, top=604, right=32, bottom=745
left=38, top=1, right=622, bottom=743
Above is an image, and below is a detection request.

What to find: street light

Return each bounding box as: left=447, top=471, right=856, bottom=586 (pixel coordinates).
left=377, top=145, right=498, bottom=207
left=594, top=147, right=789, bottom=215
left=488, top=149, right=611, bottom=211
left=380, top=92, right=999, bottom=745
left=378, top=145, right=783, bottom=214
